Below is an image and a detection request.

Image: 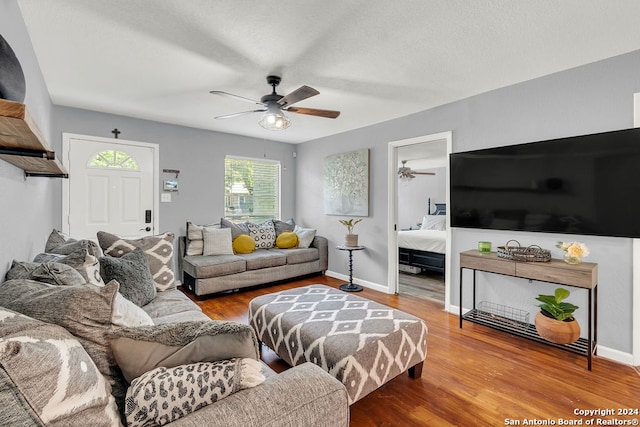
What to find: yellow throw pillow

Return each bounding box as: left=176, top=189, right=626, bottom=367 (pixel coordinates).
left=276, top=231, right=298, bottom=249
left=233, top=234, right=255, bottom=254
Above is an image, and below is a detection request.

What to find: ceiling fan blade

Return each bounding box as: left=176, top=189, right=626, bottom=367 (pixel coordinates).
left=214, top=109, right=266, bottom=119
left=414, top=172, right=436, bottom=175
left=286, top=106, right=340, bottom=119
left=210, top=90, right=264, bottom=106
left=277, top=85, right=320, bottom=107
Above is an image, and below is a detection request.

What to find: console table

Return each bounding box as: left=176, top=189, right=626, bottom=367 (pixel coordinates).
left=459, top=250, right=598, bottom=370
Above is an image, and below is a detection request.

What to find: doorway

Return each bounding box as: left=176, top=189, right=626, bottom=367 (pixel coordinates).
left=388, top=132, right=452, bottom=310
left=62, top=133, right=159, bottom=240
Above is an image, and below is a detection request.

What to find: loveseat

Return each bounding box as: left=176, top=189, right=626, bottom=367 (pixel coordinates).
left=0, top=230, right=348, bottom=427
left=178, top=219, right=328, bottom=297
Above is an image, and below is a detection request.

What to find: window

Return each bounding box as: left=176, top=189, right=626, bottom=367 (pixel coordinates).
left=224, top=156, right=280, bottom=222
left=88, top=150, right=138, bottom=170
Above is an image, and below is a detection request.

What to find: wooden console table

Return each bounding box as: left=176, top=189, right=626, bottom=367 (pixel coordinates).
left=459, top=250, right=598, bottom=370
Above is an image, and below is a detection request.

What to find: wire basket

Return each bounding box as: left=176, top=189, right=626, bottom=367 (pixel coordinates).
left=477, top=301, right=530, bottom=329
left=497, top=239, right=551, bottom=262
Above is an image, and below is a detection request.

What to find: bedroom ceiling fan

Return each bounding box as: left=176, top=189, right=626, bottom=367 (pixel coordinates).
left=210, top=75, right=340, bottom=131
left=398, top=160, right=435, bottom=181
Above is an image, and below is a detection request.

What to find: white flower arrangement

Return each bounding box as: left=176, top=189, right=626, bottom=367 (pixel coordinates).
left=556, top=241, right=590, bottom=259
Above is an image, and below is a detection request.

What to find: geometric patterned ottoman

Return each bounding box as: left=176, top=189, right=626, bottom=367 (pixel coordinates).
left=248, top=284, right=428, bottom=404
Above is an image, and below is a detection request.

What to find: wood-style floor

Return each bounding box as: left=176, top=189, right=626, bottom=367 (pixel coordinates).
left=184, top=275, right=640, bottom=427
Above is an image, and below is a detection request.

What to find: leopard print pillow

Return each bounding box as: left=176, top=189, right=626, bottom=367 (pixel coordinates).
left=125, top=358, right=264, bottom=427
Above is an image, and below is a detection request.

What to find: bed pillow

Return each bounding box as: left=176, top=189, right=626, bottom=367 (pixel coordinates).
left=247, top=220, right=276, bottom=249
left=33, top=248, right=105, bottom=286
left=232, top=234, right=255, bottom=254
left=108, top=320, right=260, bottom=383
left=420, top=215, right=446, bottom=231
left=125, top=359, right=264, bottom=427
left=0, top=307, right=121, bottom=426
left=99, top=248, right=156, bottom=306
left=202, top=227, right=234, bottom=256
left=97, top=231, right=175, bottom=292
left=294, top=225, right=317, bottom=249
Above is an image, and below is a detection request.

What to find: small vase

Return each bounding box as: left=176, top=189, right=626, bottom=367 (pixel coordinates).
left=563, top=253, right=581, bottom=264
left=345, top=234, right=358, bottom=247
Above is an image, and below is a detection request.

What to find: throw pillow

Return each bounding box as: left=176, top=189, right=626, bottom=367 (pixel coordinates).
left=108, top=320, right=260, bottom=383
left=112, top=292, right=155, bottom=327
left=99, top=248, right=156, bottom=306
left=202, top=226, right=233, bottom=256
left=273, top=218, right=296, bottom=236
left=28, top=262, right=87, bottom=286
left=5, top=260, right=40, bottom=280
left=44, top=229, right=102, bottom=257
left=0, top=307, right=122, bottom=426
left=220, top=218, right=250, bottom=240
left=294, top=225, right=317, bottom=249
left=125, top=358, right=265, bottom=427
left=97, top=231, right=176, bottom=292
left=232, top=234, right=255, bottom=254
left=33, top=248, right=105, bottom=286
left=247, top=220, right=276, bottom=249
left=185, top=220, right=217, bottom=256
left=276, top=231, right=299, bottom=249
left=0, top=279, right=128, bottom=416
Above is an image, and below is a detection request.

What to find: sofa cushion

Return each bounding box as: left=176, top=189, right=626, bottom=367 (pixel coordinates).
left=276, top=231, right=299, bottom=249
left=232, top=234, right=255, bottom=254
left=0, top=307, right=121, bottom=426
left=98, top=231, right=176, bottom=291
left=247, top=220, right=276, bottom=249
left=273, top=247, right=320, bottom=265
left=141, top=289, right=209, bottom=324
left=34, top=248, right=105, bottom=286
left=0, top=279, right=127, bottom=416
left=125, top=358, right=264, bottom=427
left=99, top=248, right=156, bottom=306
left=239, top=250, right=287, bottom=270
left=108, top=320, right=261, bottom=383
left=203, top=226, right=234, bottom=256
left=183, top=254, right=246, bottom=278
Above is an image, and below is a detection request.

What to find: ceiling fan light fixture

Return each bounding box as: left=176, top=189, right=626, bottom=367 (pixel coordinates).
left=258, top=105, right=291, bottom=130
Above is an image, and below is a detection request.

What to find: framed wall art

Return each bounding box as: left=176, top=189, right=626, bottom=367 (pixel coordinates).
left=323, top=148, right=369, bottom=216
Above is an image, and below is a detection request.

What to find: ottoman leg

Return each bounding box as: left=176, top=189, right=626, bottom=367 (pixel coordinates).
left=408, top=361, right=424, bottom=379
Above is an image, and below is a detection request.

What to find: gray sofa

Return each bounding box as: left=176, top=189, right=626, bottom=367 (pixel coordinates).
left=178, top=235, right=328, bottom=297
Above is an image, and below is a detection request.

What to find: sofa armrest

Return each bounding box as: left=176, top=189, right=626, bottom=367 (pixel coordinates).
left=311, top=235, right=329, bottom=272
left=169, top=362, right=349, bottom=427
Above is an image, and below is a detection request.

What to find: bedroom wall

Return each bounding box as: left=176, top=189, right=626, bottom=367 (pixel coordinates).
left=398, top=166, right=446, bottom=230
left=0, top=1, right=58, bottom=279
left=296, top=49, right=640, bottom=356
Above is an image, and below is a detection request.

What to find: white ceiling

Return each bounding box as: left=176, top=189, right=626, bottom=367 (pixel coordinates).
left=17, top=0, right=640, bottom=144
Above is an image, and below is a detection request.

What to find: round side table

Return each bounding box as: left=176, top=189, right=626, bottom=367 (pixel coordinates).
left=336, top=245, right=365, bottom=292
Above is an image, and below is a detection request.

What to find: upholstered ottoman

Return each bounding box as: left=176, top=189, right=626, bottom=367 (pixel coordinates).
left=248, top=285, right=428, bottom=404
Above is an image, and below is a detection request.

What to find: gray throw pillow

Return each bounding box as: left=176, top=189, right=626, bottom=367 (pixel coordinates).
left=220, top=218, right=250, bottom=240
left=100, top=248, right=156, bottom=307
left=108, top=320, right=260, bottom=383
left=29, top=262, right=87, bottom=286
left=34, top=248, right=105, bottom=286
left=5, top=260, right=40, bottom=280
left=44, top=229, right=102, bottom=257
left=273, top=218, right=296, bottom=236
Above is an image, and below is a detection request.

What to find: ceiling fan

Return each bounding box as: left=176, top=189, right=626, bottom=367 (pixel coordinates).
left=398, top=160, right=435, bottom=181
left=210, top=75, right=340, bottom=131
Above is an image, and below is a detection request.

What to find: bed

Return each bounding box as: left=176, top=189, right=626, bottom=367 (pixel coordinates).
left=398, top=200, right=446, bottom=274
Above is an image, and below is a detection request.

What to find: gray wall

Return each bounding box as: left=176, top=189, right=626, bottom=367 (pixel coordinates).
left=52, top=105, right=297, bottom=246
left=296, top=49, right=640, bottom=354
left=0, top=1, right=58, bottom=279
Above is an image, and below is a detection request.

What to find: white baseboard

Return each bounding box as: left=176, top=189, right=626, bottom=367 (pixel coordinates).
left=325, top=270, right=391, bottom=294
left=447, top=305, right=635, bottom=366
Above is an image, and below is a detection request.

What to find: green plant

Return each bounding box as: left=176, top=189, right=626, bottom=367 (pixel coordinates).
left=535, top=288, right=579, bottom=322
left=339, top=218, right=362, bottom=234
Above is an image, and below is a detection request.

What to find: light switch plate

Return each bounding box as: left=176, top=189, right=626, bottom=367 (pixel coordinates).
left=161, top=193, right=171, bottom=203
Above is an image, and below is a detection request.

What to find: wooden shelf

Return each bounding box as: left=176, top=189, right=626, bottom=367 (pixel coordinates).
left=0, top=99, right=68, bottom=177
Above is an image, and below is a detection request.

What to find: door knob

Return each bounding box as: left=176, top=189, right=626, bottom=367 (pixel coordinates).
left=140, top=226, right=151, bottom=232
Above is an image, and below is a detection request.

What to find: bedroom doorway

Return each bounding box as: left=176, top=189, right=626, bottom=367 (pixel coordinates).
left=387, top=132, right=452, bottom=309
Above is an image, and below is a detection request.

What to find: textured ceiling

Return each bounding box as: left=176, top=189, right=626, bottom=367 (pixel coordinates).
left=17, top=0, right=640, bottom=144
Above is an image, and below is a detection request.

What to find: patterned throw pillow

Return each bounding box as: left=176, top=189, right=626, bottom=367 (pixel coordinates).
left=99, top=248, right=156, bottom=306
left=247, top=221, right=276, bottom=249
left=97, top=231, right=175, bottom=292
left=0, top=308, right=122, bottom=427
left=33, top=248, right=105, bottom=286
left=125, top=358, right=264, bottom=427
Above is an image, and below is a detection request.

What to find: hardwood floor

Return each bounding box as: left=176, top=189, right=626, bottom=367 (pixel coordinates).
left=398, top=270, right=445, bottom=302
left=184, top=275, right=640, bottom=427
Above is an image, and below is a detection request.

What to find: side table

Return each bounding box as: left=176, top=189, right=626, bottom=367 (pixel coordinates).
left=336, top=245, right=365, bottom=292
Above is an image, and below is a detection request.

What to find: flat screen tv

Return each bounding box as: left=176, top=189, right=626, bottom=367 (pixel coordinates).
left=450, top=127, right=640, bottom=238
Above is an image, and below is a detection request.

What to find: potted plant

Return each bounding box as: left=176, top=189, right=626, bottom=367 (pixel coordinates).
left=339, top=218, right=362, bottom=247
left=534, top=287, right=580, bottom=344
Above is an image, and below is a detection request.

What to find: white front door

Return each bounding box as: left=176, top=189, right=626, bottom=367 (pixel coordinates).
left=62, top=134, right=159, bottom=240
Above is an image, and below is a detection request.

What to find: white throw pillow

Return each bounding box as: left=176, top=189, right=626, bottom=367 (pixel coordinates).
left=112, top=292, right=155, bottom=327
left=420, top=215, right=446, bottom=231
left=294, top=225, right=317, bottom=248
left=203, top=227, right=234, bottom=256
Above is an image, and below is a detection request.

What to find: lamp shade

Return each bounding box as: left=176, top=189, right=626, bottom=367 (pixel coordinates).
left=258, top=105, right=291, bottom=130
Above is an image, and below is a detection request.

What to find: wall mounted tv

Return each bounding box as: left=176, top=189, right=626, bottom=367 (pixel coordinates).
left=450, top=127, right=640, bottom=238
